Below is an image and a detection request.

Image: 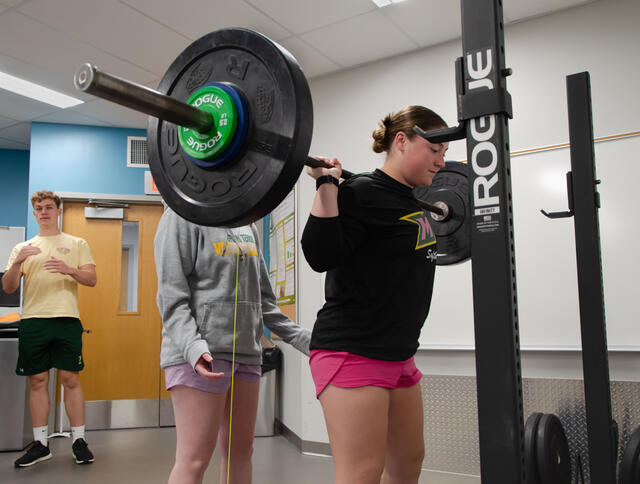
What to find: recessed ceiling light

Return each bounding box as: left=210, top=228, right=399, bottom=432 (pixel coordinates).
left=371, top=0, right=408, bottom=7
left=0, top=71, right=84, bottom=109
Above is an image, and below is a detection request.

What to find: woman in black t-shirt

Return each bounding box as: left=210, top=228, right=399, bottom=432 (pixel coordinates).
left=302, top=106, right=449, bottom=484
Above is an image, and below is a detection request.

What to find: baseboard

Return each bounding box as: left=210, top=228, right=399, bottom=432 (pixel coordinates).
left=62, top=399, right=159, bottom=431
left=276, top=419, right=332, bottom=456
left=420, top=470, right=480, bottom=483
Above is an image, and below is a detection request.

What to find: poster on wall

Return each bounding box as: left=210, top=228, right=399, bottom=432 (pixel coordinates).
left=268, top=188, right=295, bottom=305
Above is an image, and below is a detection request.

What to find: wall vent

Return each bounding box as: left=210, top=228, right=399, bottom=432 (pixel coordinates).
left=127, top=136, right=148, bottom=168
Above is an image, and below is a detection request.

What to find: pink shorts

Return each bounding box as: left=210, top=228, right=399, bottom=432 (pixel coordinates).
left=309, top=350, right=423, bottom=398
left=164, top=360, right=261, bottom=394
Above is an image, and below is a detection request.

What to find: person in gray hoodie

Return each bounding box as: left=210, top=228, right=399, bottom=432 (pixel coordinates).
left=154, top=207, right=310, bottom=484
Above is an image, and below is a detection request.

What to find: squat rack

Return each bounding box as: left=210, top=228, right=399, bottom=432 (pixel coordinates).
left=429, top=1, right=616, bottom=482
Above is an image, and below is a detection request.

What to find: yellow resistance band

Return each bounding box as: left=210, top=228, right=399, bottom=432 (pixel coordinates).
left=226, top=247, right=240, bottom=484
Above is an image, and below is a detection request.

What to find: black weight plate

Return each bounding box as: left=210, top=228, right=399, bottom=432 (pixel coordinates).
left=413, top=161, right=470, bottom=265
left=525, top=412, right=543, bottom=484
left=535, top=414, right=571, bottom=484
left=619, top=425, right=640, bottom=484
left=148, top=28, right=313, bottom=227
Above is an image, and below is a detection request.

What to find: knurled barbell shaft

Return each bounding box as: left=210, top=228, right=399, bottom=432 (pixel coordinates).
left=303, top=158, right=444, bottom=216
left=73, top=63, right=445, bottom=217
left=305, top=156, right=354, bottom=179
left=74, top=63, right=214, bottom=134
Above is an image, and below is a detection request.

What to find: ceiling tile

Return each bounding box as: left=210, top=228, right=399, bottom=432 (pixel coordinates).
left=0, top=138, right=29, bottom=150
left=0, top=113, right=19, bottom=129
left=278, top=37, right=341, bottom=78
left=71, top=98, right=148, bottom=129
left=0, top=51, right=95, bottom=104
left=0, top=0, right=603, bottom=133
left=504, top=0, right=595, bottom=23
left=0, top=89, right=58, bottom=121
left=381, top=0, right=461, bottom=47
left=0, top=121, right=29, bottom=143
left=245, top=0, right=376, bottom=35
left=121, top=0, right=291, bottom=41
left=18, top=0, right=189, bottom=76
left=33, top=109, right=113, bottom=127
left=301, top=10, right=417, bottom=68
left=0, top=12, right=158, bottom=95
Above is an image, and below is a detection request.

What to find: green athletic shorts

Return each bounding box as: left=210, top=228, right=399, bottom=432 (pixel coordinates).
left=16, top=317, right=85, bottom=376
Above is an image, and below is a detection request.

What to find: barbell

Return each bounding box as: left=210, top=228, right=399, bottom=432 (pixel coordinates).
left=73, top=28, right=470, bottom=265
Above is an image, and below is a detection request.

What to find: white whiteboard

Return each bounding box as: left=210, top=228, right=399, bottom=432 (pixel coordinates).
left=420, top=134, right=640, bottom=350
left=0, top=226, right=25, bottom=317
left=0, top=226, right=25, bottom=269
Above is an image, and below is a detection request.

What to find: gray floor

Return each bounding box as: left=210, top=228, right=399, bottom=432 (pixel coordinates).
left=0, top=428, right=479, bottom=483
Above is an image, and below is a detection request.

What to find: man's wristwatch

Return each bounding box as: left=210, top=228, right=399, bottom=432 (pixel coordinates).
left=316, top=175, right=339, bottom=190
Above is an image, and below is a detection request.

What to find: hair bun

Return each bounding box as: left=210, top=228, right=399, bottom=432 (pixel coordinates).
left=371, top=117, right=390, bottom=153
left=371, top=106, right=447, bottom=155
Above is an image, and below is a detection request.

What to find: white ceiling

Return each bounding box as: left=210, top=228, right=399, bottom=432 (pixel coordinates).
left=0, top=0, right=595, bottom=150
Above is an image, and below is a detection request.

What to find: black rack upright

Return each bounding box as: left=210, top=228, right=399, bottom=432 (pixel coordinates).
left=420, top=1, right=525, bottom=481
left=460, top=1, right=525, bottom=483
left=567, top=71, right=616, bottom=483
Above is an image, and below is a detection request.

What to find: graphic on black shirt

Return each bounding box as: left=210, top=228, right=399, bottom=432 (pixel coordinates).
left=398, top=211, right=437, bottom=250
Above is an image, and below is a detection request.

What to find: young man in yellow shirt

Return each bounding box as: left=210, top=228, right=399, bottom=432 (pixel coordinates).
left=2, top=190, right=97, bottom=467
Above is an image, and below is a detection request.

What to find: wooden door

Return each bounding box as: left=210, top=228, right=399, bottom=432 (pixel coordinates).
left=61, top=202, right=166, bottom=428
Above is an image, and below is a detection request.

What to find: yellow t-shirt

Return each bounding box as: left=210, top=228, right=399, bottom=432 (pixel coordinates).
left=5, top=233, right=95, bottom=319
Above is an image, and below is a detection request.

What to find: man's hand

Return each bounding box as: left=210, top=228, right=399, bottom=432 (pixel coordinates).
left=194, top=353, right=225, bottom=381
left=43, top=257, right=73, bottom=275
left=14, top=244, right=41, bottom=265
left=44, top=261, right=97, bottom=287
left=2, top=244, right=41, bottom=294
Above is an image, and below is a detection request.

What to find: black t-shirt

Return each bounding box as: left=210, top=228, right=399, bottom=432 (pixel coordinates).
left=301, top=169, right=437, bottom=361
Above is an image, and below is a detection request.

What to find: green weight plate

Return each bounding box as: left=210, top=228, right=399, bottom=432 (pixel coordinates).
left=178, top=85, right=237, bottom=160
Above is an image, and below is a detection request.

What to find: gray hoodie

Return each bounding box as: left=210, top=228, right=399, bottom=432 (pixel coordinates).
left=154, top=207, right=310, bottom=369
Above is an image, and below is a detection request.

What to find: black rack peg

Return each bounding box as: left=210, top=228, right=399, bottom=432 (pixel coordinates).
left=541, top=171, right=575, bottom=219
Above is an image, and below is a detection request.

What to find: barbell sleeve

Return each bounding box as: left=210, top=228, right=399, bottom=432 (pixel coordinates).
left=74, top=63, right=214, bottom=134
left=74, top=63, right=446, bottom=218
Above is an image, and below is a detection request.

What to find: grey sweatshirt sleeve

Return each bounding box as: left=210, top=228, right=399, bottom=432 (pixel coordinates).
left=252, top=225, right=311, bottom=356
left=154, top=210, right=209, bottom=369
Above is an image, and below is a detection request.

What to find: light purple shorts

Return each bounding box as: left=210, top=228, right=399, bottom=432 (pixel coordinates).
left=164, top=360, right=261, bottom=394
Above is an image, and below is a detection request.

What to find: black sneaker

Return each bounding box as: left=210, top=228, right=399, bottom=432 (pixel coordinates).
left=72, top=438, right=94, bottom=464
left=14, top=441, right=52, bottom=468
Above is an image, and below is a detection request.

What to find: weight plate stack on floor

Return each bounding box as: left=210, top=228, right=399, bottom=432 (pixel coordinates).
left=535, top=414, right=571, bottom=484
left=525, top=412, right=543, bottom=484
left=619, top=425, right=640, bottom=484
left=524, top=413, right=571, bottom=484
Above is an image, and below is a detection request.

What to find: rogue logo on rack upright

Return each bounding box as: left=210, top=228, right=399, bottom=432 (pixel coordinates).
left=466, top=48, right=500, bottom=218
